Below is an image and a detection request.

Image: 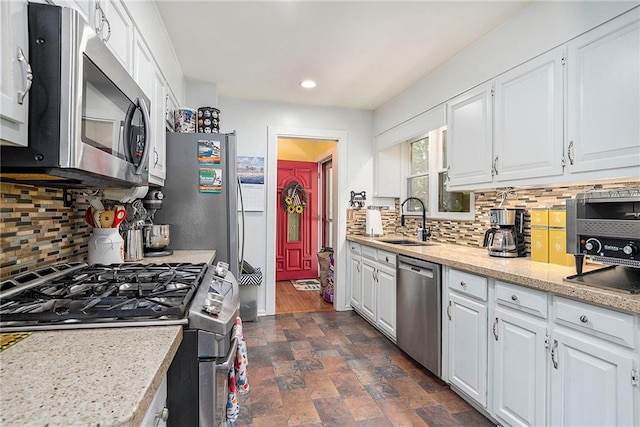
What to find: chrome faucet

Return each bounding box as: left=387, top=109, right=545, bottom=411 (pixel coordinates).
left=400, top=197, right=429, bottom=241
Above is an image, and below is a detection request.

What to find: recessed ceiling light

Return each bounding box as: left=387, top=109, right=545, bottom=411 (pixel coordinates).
left=300, top=79, right=316, bottom=89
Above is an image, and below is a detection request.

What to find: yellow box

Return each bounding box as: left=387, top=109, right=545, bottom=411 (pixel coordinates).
left=530, top=227, right=549, bottom=263
left=530, top=208, right=549, bottom=227
left=549, top=209, right=567, bottom=228
left=548, top=228, right=574, bottom=266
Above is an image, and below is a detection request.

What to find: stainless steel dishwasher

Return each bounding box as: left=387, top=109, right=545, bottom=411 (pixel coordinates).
left=397, top=255, right=442, bottom=378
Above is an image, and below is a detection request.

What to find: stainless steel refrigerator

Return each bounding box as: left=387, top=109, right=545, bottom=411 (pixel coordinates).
left=154, top=132, right=241, bottom=278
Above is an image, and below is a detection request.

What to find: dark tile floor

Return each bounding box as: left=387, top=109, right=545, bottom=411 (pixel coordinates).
left=235, top=311, right=494, bottom=426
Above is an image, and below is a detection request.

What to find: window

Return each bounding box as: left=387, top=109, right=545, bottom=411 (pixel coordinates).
left=403, top=127, right=474, bottom=220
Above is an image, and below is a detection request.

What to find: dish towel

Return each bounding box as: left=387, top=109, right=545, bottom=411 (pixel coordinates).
left=227, top=316, right=250, bottom=422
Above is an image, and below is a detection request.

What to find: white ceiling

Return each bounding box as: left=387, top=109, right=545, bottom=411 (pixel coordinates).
left=155, top=1, right=531, bottom=110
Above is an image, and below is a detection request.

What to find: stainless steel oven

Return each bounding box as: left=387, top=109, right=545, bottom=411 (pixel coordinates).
left=0, top=262, right=241, bottom=425
left=0, top=3, right=150, bottom=188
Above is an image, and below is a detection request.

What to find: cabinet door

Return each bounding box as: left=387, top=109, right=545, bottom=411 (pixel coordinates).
left=133, top=29, right=153, bottom=98
left=349, top=254, right=362, bottom=310
left=360, top=258, right=377, bottom=323
left=98, top=0, right=133, bottom=73
left=567, top=9, right=640, bottom=174
left=446, top=82, right=494, bottom=188
left=493, top=308, right=548, bottom=427
left=374, top=144, right=402, bottom=197
left=376, top=264, right=396, bottom=339
left=494, top=47, right=564, bottom=182
left=448, top=291, right=488, bottom=407
left=550, top=328, right=636, bottom=427
left=149, top=67, right=166, bottom=185
left=0, top=0, right=29, bottom=147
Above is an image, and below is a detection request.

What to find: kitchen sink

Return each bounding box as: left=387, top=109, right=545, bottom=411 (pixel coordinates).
left=376, top=239, right=437, bottom=246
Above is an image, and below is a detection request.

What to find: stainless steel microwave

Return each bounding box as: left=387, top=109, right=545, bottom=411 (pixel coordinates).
left=0, top=3, right=150, bottom=188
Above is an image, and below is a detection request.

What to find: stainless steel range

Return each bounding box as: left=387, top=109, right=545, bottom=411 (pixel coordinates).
left=0, top=261, right=240, bottom=426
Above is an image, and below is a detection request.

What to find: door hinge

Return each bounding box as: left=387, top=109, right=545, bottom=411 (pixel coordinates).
left=490, top=88, right=495, bottom=97
left=561, top=55, right=567, bottom=66
left=561, top=156, right=566, bottom=169
left=632, top=369, right=639, bottom=387
left=544, top=335, right=550, bottom=348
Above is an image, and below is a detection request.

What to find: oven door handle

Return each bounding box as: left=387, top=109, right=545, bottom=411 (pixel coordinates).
left=216, top=336, right=238, bottom=372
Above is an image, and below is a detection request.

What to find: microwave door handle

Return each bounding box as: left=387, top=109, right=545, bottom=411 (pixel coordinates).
left=123, top=102, right=136, bottom=163
left=135, top=98, right=151, bottom=176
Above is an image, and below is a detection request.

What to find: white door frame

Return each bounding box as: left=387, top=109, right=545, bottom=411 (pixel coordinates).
left=266, top=126, right=348, bottom=315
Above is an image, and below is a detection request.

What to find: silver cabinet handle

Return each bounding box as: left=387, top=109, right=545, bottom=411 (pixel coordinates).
left=153, top=149, right=159, bottom=167
left=579, top=315, right=588, bottom=324
left=511, top=294, right=518, bottom=301
left=493, top=317, right=499, bottom=341
left=567, top=141, right=574, bottom=165
left=103, top=16, right=112, bottom=42
left=356, top=262, right=360, bottom=273
left=551, top=339, right=558, bottom=369
left=492, top=155, right=499, bottom=176
left=16, top=47, right=32, bottom=105
left=155, top=407, right=169, bottom=426
left=447, top=300, right=452, bottom=320
left=445, top=165, right=451, bottom=182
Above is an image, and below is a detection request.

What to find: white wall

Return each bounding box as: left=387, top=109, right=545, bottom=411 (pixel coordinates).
left=374, top=1, right=638, bottom=137
left=215, top=96, right=373, bottom=315
left=184, top=78, right=218, bottom=110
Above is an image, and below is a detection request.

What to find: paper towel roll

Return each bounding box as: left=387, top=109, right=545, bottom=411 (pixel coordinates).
left=365, top=209, right=383, bottom=237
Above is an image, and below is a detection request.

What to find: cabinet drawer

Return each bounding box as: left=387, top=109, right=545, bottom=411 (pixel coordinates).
left=377, top=250, right=396, bottom=268
left=448, top=268, right=487, bottom=301
left=553, top=296, right=635, bottom=348
left=349, top=242, right=361, bottom=255
left=495, top=281, right=548, bottom=318
left=362, top=245, right=377, bottom=260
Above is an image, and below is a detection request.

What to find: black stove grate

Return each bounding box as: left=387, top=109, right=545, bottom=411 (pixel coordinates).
left=0, top=263, right=208, bottom=327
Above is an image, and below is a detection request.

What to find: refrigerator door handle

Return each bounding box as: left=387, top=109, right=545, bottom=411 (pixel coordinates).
left=237, top=177, right=246, bottom=272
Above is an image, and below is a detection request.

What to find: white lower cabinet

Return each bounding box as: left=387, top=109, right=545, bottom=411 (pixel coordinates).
left=446, top=268, right=489, bottom=407
left=492, top=307, right=548, bottom=427
left=348, top=243, right=362, bottom=310
left=354, top=244, right=396, bottom=341
left=141, top=374, right=168, bottom=427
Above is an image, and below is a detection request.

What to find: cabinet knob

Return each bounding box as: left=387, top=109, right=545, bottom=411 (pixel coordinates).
left=385, top=256, right=389, bottom=262
left=460, top=281, right=466, bottom=287
left=511, top=294, right=518, bottom=301
left=579, top=315, right=588, bottom=324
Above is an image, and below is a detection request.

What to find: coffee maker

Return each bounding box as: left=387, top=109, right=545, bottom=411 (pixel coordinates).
left=483, top=208, right=526, bottom=257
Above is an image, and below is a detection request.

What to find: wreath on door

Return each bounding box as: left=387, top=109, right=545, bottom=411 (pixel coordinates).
left=282, top=181, right=308, bottom=214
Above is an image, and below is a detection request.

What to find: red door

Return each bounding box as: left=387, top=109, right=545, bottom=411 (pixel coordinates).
left=276, top=160, right=318, bottom=281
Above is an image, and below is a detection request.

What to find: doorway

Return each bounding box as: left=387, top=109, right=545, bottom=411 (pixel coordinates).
left=274, top=137, right=337, bottom=314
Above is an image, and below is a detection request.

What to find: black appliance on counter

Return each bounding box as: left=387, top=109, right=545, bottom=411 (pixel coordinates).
left=0, top=261, right=240, bottom=426
left=565, top=188, right=640, bottom=294
left=482, top=208, right=526, bottom=258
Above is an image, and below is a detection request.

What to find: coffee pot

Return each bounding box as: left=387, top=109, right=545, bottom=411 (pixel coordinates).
left=483, top=208, right=526, bottom=258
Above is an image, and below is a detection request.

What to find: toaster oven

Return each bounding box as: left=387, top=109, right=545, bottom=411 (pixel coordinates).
left=566, top=188, right=640, bottom=275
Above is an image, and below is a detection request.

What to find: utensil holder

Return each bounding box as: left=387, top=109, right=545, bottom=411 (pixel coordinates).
left=88, top=228, right=124, bottom=265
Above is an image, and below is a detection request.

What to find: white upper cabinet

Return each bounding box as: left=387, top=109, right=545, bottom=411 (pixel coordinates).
left=566, top=8, right=640, bottom=175
left=149, top=67, right=167, bottom=185
left=0, top=0, right=30, bottom=147
left=96, top=0, right=133, bottom=73
left=133, top=28, right=153, bottom=98
left=494, top=47, right=565, bottom=182
left=446, top=81, right=494, bottom=188
left=56, top=0, right=93, bottom=23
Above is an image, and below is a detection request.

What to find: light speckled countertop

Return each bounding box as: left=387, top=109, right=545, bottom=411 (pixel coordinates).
left=348, top=235, right=640, bottom=314
left=0, top=326, right=183, bottom=426
left=133, top=249, right=216, bottom=265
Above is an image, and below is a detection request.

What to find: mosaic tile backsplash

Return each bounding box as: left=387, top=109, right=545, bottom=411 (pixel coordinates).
left=347, top=181, right=640, bottom=255
left=1, top=183, right=89, bottom=279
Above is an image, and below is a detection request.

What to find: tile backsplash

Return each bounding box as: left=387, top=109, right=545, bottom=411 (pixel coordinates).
left=1, top=183, right=89, bottom=279
left=347, top=181, right=640, bottom=254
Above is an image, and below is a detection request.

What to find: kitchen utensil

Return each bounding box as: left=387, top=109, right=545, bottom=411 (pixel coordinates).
left=113, top=206, right=127, bottom=228
left=99, top=210, right=115, bottom=228
left=85, top=207, right=94, bottom=227
left=124, top=229, right=144, bottom=261
left=93, top=210, right=103, bottom=228
left=143, top=224, right=170, bottom=249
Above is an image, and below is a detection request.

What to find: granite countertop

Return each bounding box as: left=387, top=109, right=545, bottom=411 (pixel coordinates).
left=135, top=250, right=216, bottom=265
left=0, top=326, right=182, bottom=427
left=348, top=235, right=640, bottom=314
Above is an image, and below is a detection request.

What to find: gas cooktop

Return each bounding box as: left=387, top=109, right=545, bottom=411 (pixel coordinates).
left=0, top=262, right=208, bottom=330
